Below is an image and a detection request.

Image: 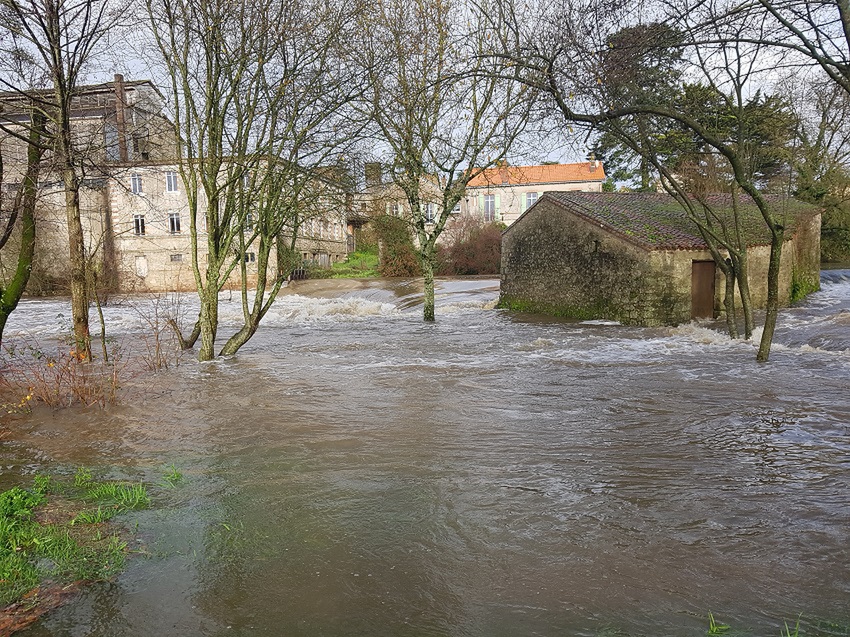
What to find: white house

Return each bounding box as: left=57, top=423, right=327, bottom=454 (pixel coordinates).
left=463, top=161, right=606, bottom=226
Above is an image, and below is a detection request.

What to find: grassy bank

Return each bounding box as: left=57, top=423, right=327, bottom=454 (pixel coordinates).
left=0, top=469, right=152, bottom=633
left=310, top=249, right=380, bottom=279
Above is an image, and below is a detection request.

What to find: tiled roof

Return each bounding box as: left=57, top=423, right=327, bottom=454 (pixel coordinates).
left=467, top=162, right=606, bottom=187
left=541, top=192, right=819, bottom=251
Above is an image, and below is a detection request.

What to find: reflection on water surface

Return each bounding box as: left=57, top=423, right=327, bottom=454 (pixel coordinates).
left=2, top=275, right=849, bottom=636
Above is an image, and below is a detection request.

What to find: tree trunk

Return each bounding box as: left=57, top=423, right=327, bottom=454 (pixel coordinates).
left=198, top=284, right=219, bottom=361
left=64, top=164, right=91, bottom=360
left=756, top=233, right=784, bottom=362
left=734, top=252, right=755, bottom=340
left=422, top=252, right=435, bottom=322
left=640, top=157, right=650, bottom=191
left=0, top=113, right=44, bottom=344
left=219, top=323, right=257, bottom=356
left=721, top=264, right=739, bottom=340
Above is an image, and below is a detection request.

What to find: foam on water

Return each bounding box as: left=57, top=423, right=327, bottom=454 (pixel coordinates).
left=5, top=273, right=850, bottom=361
left=217, top=294, right=398, bottom=326
left=514, top=337, right=556, bottom=351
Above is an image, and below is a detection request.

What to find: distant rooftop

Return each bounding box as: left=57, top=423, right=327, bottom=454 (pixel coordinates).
left=468, top=162, right=606, bottom=188
left=538, top=192, right=820, bottom=250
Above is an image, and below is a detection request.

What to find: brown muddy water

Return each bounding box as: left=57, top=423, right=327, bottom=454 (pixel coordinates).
left=2, top=274, right=849, bottom=636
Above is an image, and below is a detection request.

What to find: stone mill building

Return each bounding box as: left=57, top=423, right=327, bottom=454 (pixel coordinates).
left=499, top=192, right=822, bottom=326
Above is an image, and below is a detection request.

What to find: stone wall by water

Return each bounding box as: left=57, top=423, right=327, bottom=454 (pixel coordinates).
left=499, top=197, right=822, bottom=325
left=498, top=199, right=695, bottom=325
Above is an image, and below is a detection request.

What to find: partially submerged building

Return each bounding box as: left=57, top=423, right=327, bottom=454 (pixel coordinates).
left=499, top=192, right=821, bottom=326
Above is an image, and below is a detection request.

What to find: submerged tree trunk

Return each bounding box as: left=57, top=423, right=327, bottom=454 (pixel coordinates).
left=198, top=283, right=219, bottom=362
left=730, top=252, right=754, bottom=339
left=91, top=272, right=109, bottom=362
left=756, top=234, right=784, bottom=362
left=219, top=323, right=257, bottom=356
left=176, top=319, right=201, bottom=350
left=720, top=261, right=739, bottom=340
left=0, top=112, right=44, bottom=344
left=421, top=250, right=435, bottom=322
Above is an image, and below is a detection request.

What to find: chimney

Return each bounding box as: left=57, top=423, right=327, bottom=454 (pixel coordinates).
left=114, top=74, right=129, bottom=163
left=364, top=162, right=383, bottom=188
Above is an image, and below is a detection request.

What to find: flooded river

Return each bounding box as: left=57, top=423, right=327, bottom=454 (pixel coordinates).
left=1, top=274, right=849, bottom=636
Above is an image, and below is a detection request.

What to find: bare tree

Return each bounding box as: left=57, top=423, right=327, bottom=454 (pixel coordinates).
left=718, top=0, right=850, bottom=95
left=355, top=0, right=533, bottom=321
left=147, top=0, right=364, bottom=359
left=0, top=0, right=124, bottom=360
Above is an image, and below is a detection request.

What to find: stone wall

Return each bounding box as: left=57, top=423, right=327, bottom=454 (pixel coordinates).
left=499, top=198, right=823, bottom=326
left=499, top=200, right=695, bottom=325
left=790, top=212, right=822, bottom=299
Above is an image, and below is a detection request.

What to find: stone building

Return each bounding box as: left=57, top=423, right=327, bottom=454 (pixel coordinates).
left=108, top=163, right=351, bottom=292
left=1, top=76, right=353, bottom=293
left=499, top=192, right=821, bottom=326
left=0, top=75, right=176, bottom=291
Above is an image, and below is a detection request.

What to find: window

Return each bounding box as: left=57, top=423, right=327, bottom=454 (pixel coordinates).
left=484, top=194, right=495, bottom=222
left=390, top=202, right=400, bottom=217
left=452, top=202, right=461, bottom=214
left=133, top=214, right=145, bottom=235
left=168, top=212, right=181, bottom=234
left=244, top=252, right=256, bottom=263
left=170, top=253, right=183, bottom=262
left=135, top=255, right=148, bottom=277
left=245, top=211, right=254, bottom=232
left=424, top=203, right=436, bottom=223
left=525, top=192, right=539, bottom=210
left=131, top=173, right=143, bottom=194
left=104, top=123, right=120, bottom=162
left=166, top=171, right=179, bottom=193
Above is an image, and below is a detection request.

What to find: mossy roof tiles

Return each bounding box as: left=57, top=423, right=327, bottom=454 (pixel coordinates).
left=543, top=192, right=819, bottom=251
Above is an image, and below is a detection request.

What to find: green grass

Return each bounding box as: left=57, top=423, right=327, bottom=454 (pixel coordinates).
left=0, top=471, right=150, bottom=607
left=161, top=464, right=184, bottom=488
left=327, top=250, right=380, bottom=278
left=708, top=611, right=731, bottom=635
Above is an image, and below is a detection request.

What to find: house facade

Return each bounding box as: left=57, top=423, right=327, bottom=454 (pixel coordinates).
left=463, top=161, right=606, bottom=226
left=108, top=164, right=351, bottom=292
left=499, top=192, right=821, bottom=326
left=1, top=76, right=354, bottom=294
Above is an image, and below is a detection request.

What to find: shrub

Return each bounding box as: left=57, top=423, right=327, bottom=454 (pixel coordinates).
left=436, top=216, right=503, bottom=275
left=0, top=340, right=124, bottom=410
left=373, top=215, right=421, bottom=277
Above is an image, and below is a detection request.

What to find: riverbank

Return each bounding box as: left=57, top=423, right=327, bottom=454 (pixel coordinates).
left=0, top=471, right=155, bottom=634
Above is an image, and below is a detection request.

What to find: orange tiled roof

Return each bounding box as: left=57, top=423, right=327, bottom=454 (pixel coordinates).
left=467, top=162, right=606, bottom=187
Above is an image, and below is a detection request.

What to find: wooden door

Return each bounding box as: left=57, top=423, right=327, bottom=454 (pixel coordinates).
left=691, top=260, right=715, bottom=319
